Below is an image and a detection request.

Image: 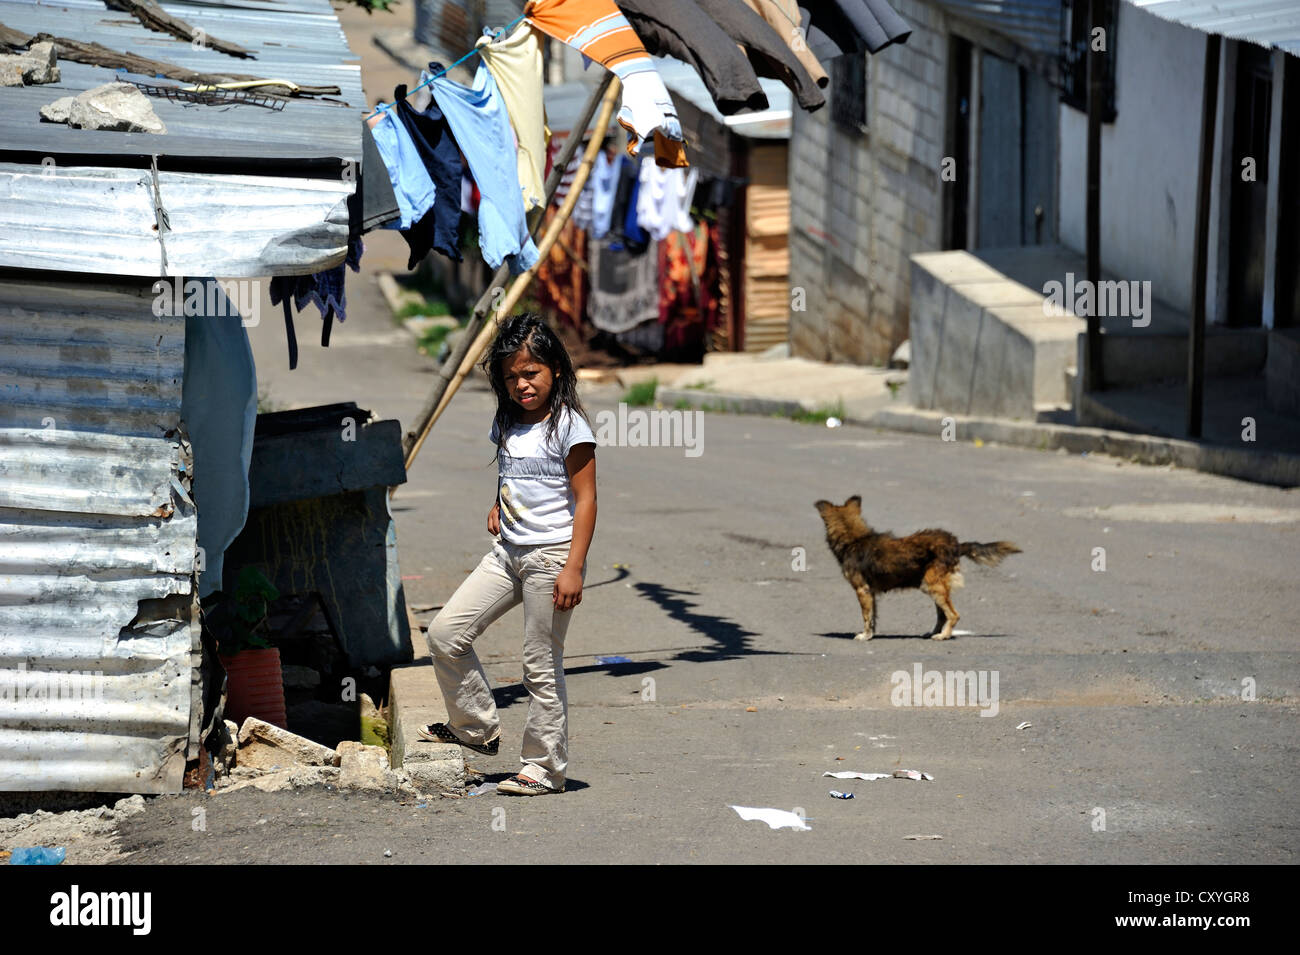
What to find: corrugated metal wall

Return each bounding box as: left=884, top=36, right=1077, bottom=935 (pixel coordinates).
left=0, top=278, right=199, bottom=793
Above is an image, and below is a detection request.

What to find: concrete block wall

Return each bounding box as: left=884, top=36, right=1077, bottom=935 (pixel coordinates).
left=789, top=0, right=948, bottom=366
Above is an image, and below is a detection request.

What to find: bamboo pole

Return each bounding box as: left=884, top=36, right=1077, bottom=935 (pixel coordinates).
left=400, top=76, right=621, bottom=474
left=397, top=70, right=616, bottom=467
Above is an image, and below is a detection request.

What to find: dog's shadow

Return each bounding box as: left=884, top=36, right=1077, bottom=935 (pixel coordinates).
left=815, top=631, right=1014, bottom=641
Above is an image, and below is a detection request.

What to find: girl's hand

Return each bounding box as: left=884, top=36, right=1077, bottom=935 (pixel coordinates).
left=553, top=566, right=583, bottom=612
left=488, top=502, right=500, bottom=536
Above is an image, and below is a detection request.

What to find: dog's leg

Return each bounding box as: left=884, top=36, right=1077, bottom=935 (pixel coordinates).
left=852, top=582, right=876, bottom=641
left=924, top=567, right=960, bottom=639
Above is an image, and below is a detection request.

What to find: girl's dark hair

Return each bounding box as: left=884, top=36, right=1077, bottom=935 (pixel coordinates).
left=481, top=313, right=588, bottom=462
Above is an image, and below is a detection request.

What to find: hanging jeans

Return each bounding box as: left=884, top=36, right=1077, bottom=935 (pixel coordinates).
left=426, top=537, right=586, bottom=790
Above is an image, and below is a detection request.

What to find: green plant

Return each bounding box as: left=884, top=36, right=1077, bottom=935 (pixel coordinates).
left=790, top=400, right=846, bottom=425
left=622, top=378, right=658, bottom=406
left=396, top=300, right=452, bottom=320
left=682, top=379, right=715, bottom=391
left=210, top=566, right=280, bottom=656
left=417, top=321, right=457, bottom=356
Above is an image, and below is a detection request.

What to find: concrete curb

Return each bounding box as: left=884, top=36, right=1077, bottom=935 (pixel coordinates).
left=863, top=406, right=1300, bottom=488
left=388, top=608, right=464, bottom=792
left=657, top=387, right=809, bottom=417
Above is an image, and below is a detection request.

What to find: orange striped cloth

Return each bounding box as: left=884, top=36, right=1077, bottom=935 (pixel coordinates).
left=524, top=0, right=687, bottom=168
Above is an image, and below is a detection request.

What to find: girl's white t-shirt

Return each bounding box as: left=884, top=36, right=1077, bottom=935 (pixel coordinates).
left=490, top=406, right=596, bottom=544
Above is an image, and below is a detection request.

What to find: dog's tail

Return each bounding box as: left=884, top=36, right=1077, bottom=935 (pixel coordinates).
left=959, top=541, right=1022, bottom=566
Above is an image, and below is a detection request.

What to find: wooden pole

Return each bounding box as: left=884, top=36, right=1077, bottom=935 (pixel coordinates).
left=1187, top=34, right=1221, bottom=439
left=400, top=76, right=621, bottom=474
left=400, top=72, right=614, bottom=465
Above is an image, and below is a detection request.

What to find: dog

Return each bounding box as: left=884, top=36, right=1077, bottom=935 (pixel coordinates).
left=814, top=495, right=1021, bottom=640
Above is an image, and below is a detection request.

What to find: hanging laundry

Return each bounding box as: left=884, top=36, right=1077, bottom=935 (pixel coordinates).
left=615, top=0, right=769, bottom=116
left=658, top=221, right=720, bottom=355
left=588, top=235, right=659, bottom=334
left=621, top=166, right=649, bottom=253
left=533, top=205, right=589, bottom=330
left=430, top=62, right=540, bottom=274
left=742, top=0, right=829, bottom=88
left=635, top=157, right=698, bottom=241
left=589, top=148, right=619, bottom=239
left=368, top=108, right=438, bottom=230
left=392, top=83, right=464, bottom=270
left=522, top=0, right=688, bottom=168
left=797, top=0, right=911, bottom=61
left=691, top=174, right=742, bottom=217
left=475, top=21, right=549, bottom=211
left=269, top=236, right=364, bottom=370
left=693, top=0, right=825, bottom=112
left=606, top=154, right=647, bottom=254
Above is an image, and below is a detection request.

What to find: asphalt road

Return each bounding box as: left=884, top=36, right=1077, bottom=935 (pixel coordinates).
left=111, top=240, right=1300, bottom=863
left=107, top=3, right=1299, bottom=865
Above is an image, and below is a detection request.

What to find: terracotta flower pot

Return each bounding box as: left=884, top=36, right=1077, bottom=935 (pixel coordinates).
left=220, top=647, right=287, bottom=729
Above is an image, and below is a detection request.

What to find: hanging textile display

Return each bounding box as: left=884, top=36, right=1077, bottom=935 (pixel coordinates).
left=588, top=235, right=659, bottom=334
left=522, top=0, right=688, bottom=168
left=430, top=61, right=541, bottom=274
left=659, top=221, right=720, bottom=354
left=533, top=205, right=589, bottom=330
left=475, top=21, right=549, bottom=211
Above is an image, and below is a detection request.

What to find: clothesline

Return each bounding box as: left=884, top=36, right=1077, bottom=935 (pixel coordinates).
left=361, top=13, right=527, bottom=121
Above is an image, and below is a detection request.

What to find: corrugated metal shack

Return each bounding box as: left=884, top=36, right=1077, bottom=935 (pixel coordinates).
left=0, top=0, right=364, bottom=793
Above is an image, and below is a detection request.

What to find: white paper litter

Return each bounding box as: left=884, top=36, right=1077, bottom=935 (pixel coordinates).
left=893, top=769, right=935, bottom=781
left=823, top=771, right=893, bottom=780
left=1016, top=721, right=1033, bottom=730
left=903, top=834, right=943, bottom=840
left=729, top=806, right=811, bottom=830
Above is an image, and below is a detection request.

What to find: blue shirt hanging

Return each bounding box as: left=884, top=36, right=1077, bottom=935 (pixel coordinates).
left=370, top=109, right=438, bottom=231
left=429, top=62, right=539, bottom=274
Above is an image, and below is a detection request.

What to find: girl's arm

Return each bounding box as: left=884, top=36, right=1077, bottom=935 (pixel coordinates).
left=554, top=442, right=596, bottom=611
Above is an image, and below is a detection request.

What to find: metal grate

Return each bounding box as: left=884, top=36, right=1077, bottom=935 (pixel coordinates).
left=131, top=80, right=288, bottom=111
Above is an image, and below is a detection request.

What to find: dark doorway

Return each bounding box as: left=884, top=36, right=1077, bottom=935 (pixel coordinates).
left=947, top=36, right=972, bottom=250
left=1227, top=41, right=1273, bottom=326
left=976, top=52, right=1058, bottom=248
left=1275, top=55, right=1298, bottom=328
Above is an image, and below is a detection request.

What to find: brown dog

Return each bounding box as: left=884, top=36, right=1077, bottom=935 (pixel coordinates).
left=814, top=496, right=1021, bottom=640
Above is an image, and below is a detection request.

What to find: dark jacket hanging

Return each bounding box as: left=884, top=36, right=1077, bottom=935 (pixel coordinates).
left=691, top=0, right=826, bottom=112
left=798, top=0, right=912, bottom=61
left=616, top=0, right=770, bottom=116
left=393, top=83, right=465, bottom=270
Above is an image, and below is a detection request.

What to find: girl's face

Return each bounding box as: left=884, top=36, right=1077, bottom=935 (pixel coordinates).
left=501, top=347, right=555, bottom=417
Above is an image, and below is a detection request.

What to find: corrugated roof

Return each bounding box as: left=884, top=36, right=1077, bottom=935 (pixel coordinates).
left=1128, top=0, right=1300, bottom=54
left=0, top=0, right=362, bottom=277
left=0, top=0, right=364, bottom=162
left=933, top=0, right=1062, bottom=59
left=0, top=277, right=199, bottom=794
left=0, top=161, right=351, bottom=276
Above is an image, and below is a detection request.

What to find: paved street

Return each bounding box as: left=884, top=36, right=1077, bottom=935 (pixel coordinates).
left=109, top=230, right=1300, bottom=864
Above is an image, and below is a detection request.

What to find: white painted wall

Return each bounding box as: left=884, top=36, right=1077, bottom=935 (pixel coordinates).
left=1058, top=2, right=1207, bottom=314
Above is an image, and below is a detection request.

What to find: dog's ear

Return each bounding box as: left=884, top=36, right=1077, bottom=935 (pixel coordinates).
left=846, top=495, right=862, bottom=511
left=814, top=500, right=831, bottom=512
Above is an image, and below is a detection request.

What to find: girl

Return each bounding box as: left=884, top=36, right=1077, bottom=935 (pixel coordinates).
left=420, top=314, right=597, bottom=795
